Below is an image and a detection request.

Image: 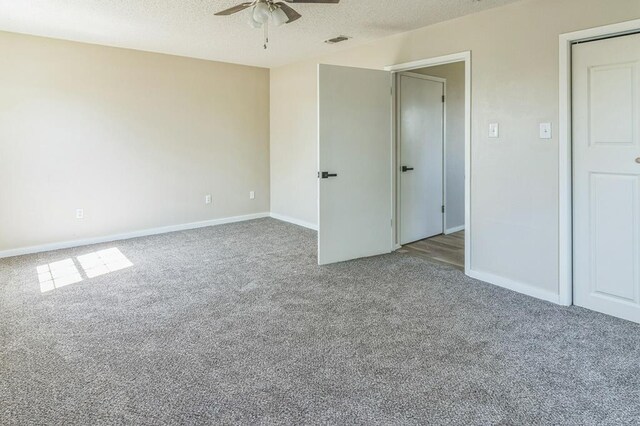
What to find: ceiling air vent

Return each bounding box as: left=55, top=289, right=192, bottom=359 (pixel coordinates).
left=325, top=36, right=351, bottom=44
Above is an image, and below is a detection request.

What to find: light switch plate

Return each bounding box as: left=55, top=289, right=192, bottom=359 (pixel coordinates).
left=540, top=122, right=552, bottom=139
left=489, top=123, right=499, bottom=138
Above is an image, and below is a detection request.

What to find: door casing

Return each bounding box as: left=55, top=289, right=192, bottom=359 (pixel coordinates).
left=386, top=52, right=471, bottom=276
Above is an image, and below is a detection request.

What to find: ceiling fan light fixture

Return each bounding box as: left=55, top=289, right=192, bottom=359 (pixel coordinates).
left=248, top=14, right=263, bottom=28
left=271, top=6, right=289, bottom=26
left=253, top=2, right=271, bottom=24
left=214, top=0, right=340, bottom=49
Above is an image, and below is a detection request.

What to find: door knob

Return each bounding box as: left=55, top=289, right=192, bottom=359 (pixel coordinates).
left=401, top=166, right=414, bottom=172
left=319, top=171, right=338, bottom=179
left=636, top=158, right=640, bottom=164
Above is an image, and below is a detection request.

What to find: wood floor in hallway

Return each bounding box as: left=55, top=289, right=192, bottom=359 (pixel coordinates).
left=400, top=231, right=464, bottom=270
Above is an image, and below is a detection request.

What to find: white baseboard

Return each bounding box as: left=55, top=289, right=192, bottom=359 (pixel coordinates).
left=1, top=214, right=562, bottom=308
left=468, top=269, right=561, bottom=305
left=0, top=212, right=270, bottom=259
left=270, top=213, right=318, bottom=231
left=445, top=225, right=465, bottom=235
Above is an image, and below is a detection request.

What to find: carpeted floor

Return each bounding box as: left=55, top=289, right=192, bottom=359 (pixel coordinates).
left=1, top=218, right=639, bottom=425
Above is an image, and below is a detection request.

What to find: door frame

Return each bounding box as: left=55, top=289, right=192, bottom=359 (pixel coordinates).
left=559, top=19, right=640, bottom=306
left=397, top=72, right=447, bottom=243
left=385, top=51, right=471, bottom=276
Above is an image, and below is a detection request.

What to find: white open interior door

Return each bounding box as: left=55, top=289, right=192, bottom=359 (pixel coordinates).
left=399, top=73, right=445, bottom=245
left=573, top=33, right=640, bottom=323
left=318, top=64, right=392, bottom=265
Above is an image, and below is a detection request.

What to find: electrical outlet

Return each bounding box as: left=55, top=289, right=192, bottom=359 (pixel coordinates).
left=249, top=191, right=255, bottom=200
left=76, top=208, right=84, bottom=219
left=205, top=194, right=212, bottom=205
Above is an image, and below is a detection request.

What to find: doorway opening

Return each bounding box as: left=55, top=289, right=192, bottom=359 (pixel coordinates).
left=316, top=52, right=470, bottom=270
left=390, top=58, right=469, bottom=271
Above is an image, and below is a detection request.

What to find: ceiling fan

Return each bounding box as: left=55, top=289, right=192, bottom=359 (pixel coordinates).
left=215, top=0, right=340, bottom=49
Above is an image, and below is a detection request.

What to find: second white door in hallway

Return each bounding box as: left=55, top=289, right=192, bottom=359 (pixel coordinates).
left=399, top=73, right=445, bottom=245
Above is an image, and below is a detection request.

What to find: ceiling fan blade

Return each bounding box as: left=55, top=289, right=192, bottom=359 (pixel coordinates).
left=275, top=3, right=302, bottom=23
left=214, top=2, right=253, bottom=16
left=284, top=0, right=339, bottom=3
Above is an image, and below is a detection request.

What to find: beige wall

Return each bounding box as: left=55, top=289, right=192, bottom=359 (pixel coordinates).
left=269, top=60, right=318, bottom=227
left=270, top=0, right=640, bottom=298
left=0, top=31, right=270, bottom=252
left=413, top=63, right=466, bottom=231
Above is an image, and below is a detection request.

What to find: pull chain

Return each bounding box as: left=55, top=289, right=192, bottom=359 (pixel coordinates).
left=263, top=20, right=269, bottom=49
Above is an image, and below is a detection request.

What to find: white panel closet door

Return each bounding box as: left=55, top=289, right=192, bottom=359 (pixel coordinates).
left=317, top=64, right=392, bottom=265
left=573, top=33, right=640, bottom=323
left=399, top=74, right=444, bottom=245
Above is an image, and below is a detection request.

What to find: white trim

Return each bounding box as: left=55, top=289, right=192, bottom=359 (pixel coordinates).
left=385, top=52, right=471, bottom=72
left=389, top=71, right=395, bottom=256
left=391, top=72, right=398, bottom=252
left=317, top=63, right=322, bottom=263
left=0, top=212, right=270, bottom=259
left=270, top=213, right=318, bottom=231
left=442, top=78, right=448, bottom=235
left=558, top=19, right=640, bottom=307
left=468, top=269, right=561, bottom=305
left=387, top=51, right=471, bottom=276
left=445, top=225, right=465, bottom=235
left=400, top=72, right=446, bottom=84
left=464, top=52, right=471, bottom=277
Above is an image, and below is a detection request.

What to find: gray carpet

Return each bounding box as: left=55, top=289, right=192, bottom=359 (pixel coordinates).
left=1, top=218, right=639, bottom=425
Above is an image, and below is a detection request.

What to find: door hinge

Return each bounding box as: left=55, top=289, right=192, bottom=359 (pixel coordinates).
left=441, top=205, right=445, bottom=213
left=442, top=95, right=445, bottom=103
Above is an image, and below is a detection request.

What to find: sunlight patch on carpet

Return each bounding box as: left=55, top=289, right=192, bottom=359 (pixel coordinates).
left=37, top=248, right=133, bottom=292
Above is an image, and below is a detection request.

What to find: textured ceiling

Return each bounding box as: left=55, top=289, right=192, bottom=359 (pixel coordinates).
left=0, top=0, right=522, bottom=68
